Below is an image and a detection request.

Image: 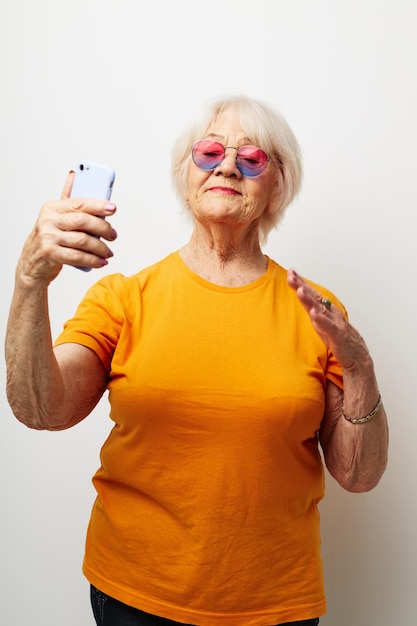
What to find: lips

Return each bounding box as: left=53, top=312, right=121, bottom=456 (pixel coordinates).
left=208, top=186, right=241, bottom=195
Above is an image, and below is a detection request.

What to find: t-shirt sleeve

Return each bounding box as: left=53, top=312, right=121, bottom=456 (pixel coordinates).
left=326, top=353, right=344, bottom=390
left=54, top=274, right=127, bottom=371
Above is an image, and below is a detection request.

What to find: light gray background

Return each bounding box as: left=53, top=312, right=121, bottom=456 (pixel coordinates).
left=1, top=1, right=415, bottom=624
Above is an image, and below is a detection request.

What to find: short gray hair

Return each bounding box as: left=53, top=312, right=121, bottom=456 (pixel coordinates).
left=171, top=95, right=303, bottom=241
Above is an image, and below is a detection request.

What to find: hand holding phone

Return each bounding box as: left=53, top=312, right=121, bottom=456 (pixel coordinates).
left=70, top=160, right=116, bottom=271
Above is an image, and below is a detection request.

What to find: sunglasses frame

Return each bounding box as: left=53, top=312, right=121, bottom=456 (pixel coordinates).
left=192, top=139, right=271, bottom=178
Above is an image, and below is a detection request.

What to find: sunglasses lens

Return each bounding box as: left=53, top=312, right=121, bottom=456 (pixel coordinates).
left=192, top=140, right=269, bottom=177
left=236, top=145, right=269, bottom=177
left=192, top=140, right=224, bottom=171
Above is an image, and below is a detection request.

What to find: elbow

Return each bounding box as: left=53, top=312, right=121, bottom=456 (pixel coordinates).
left=6, top=377, right=45, bottom=429
left=11, top=410, right=75, bottom=431
left=9, top=405, right=55, bottom=431
left=336, top=473, right=384, bottom=494
left=6, top=374, right=76, bottom=430
left=328, top=454, right=388, bottom=493
left=7, top=389, right=63, bottom=431
left=6, top=391, right=43, bottom=431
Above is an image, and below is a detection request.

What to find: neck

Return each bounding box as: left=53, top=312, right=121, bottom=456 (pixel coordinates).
left=179, top=221, right=268, bottom=287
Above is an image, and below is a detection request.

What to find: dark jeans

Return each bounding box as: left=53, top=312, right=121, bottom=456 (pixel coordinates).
left=91, top=585, right=319, bottom=626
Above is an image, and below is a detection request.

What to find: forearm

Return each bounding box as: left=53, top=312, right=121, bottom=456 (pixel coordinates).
left=5, top=273, right=66, bottom=429
left=321, top=359, right=389, bottom=492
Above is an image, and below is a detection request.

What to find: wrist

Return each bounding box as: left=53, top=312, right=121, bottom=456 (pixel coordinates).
left=342, top=351, right=374, bottom=379
left=342, top=393, right=382, bottom=424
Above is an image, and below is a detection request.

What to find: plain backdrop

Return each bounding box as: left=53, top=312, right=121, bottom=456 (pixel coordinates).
left=1, top=1, right=415, bottom=624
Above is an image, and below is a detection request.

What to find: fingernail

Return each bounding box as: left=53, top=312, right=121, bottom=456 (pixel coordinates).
left=110, top=229, right=118, bottom=240
left=104, top=203, right=116, bottom=213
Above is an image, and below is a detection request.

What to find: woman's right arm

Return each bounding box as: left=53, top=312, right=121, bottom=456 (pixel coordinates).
left=5, top=174, right=117, bottom=430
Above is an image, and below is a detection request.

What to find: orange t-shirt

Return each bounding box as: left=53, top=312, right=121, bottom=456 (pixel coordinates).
left=55, top=252, right=344, bottom=625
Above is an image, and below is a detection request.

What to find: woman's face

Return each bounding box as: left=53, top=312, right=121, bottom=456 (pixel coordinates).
left=186, top=108, right=279, bottom=230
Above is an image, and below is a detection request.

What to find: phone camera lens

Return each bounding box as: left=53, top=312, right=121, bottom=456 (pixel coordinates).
left=80, top=164, right=84, bottom=171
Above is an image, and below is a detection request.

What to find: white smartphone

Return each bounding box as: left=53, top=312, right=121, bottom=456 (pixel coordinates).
left=70, top=160, right=116, bottom=271
left=71, top=160, right=115, bottom=200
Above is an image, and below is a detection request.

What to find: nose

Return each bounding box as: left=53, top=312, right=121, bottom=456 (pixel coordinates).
left=214, top=147, right=242, bottom=178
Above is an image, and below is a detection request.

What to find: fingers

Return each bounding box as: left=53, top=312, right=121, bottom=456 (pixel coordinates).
left=52, top=200, right=117, bottom=240
left=61, top=171, right=75, bottom=200
left=19, top=195, right=118, bottom=282
left=287, top=269, right=333, bottom=317
left=38, top=200, right=117, bottom=269
left=60, top=171, right=117, bottom=218
left=287, top=268, right=364, bottom=370
left=320, top=297, right=332, bottom=311
left=59, top=196, right=117, bottom=220
left=51, top=237, right=115, bottom=271
left=54, top=223, right=116, bottom=259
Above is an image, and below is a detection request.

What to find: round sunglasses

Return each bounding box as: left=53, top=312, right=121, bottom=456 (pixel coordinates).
left=192, top=139, right=270, bottom=178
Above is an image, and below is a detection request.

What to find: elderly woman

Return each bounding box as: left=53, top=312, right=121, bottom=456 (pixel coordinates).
left=6, top=95, right=388, bottom=626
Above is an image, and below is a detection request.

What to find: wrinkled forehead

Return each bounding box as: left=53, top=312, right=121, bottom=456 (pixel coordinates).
left=202, top=104, right=265, bottom=147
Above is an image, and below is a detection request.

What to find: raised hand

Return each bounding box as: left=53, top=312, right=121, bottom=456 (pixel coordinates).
left=287, top=268, right=372, bottom=373
left=18, top=172, right=117, bottom=284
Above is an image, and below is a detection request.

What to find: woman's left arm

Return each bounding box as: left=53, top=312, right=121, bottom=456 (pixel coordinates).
left=287, top=269, right=389, bottom=492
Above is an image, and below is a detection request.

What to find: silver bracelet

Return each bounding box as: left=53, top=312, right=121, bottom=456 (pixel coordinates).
left=342, top=393, right=382, bottom=424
